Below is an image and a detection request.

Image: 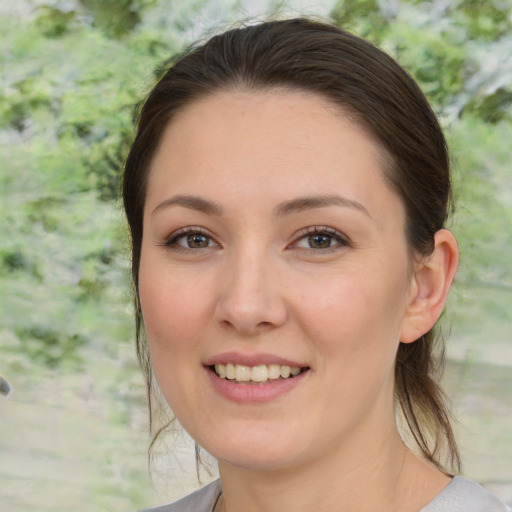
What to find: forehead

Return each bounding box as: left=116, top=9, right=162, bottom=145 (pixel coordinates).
left=145, top=89, right=400, bottom=220
left=161, top=88, right=379, bottom=154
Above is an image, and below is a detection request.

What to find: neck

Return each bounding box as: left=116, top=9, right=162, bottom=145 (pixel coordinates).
left=217, top=425, right=449, bottom=512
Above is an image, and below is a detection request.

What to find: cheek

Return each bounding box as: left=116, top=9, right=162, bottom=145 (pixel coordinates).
left=138, top=255, right=212, bottom=367
left=138, top=262, right=212, bottom=418
left=295, top=263, right=409, bottom=362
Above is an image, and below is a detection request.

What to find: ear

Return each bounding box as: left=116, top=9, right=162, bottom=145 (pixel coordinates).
left=400, top=229, right=459, bottom=344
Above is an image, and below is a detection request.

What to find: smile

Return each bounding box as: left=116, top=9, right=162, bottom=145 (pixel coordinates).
left=213, top=363, right=307, bottom=384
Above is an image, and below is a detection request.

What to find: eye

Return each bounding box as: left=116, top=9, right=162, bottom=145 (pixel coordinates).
left=301, top=233, right=334, bottom=249
left=180, top=233, right=212, bottom=248
left=293, top=227, right=349, bottom=251
left=164, top=228, right=218, bottom=250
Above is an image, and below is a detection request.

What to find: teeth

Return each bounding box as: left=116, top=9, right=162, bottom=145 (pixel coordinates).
left=217, top=364, right=226, bottom=378
left=251, top=365, right=268, bottom=382
left=235, top=365, right=251, bottom=382
left=268, top=364, right=281, bottom=379
left=225, top=363, right=235, bottom=380
left=214, top=363, right=303, bottom=382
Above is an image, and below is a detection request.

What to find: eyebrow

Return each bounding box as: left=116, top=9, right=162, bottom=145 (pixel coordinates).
left=152, top=194, right=223, bottom=217
left=274, top=194, right=371, bottom=218
left=152, top=193, right=370, bottom=218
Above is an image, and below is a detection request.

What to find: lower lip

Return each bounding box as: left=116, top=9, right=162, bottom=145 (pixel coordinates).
left=205, top=367, right=309, bottom=404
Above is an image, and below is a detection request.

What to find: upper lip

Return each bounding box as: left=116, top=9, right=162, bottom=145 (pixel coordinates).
left=203, top=352, right=308, bottom=368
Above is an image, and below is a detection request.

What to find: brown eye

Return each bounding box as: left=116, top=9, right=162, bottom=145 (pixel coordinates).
left=186, top=233, right=210, bottom=248
left=307, top=234, right=333, bottom=249
left=165, top=229, right=218, bottom=250
left=293, top=227, right=350, bottom=252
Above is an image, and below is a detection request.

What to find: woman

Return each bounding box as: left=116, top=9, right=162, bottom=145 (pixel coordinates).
left=123, top=18, right=509, bottom=512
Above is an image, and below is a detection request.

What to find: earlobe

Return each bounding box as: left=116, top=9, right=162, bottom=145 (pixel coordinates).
left=400, top=229, right=459, bottom=344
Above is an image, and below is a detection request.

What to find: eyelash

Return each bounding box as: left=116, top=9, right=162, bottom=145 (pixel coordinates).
left=162, top=226, right=350, bottom=253
left=163, top=227, right=219, bottom=252
left=291, top=226, right=350, bottom=253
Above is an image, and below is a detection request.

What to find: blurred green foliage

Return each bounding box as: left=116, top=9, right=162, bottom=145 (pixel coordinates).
left=0, top=0, right=510, bottom=371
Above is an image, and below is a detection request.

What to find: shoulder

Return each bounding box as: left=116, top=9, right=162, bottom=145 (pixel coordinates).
left=138, top=480, right=222, bottom=512
left=421, top=476, right=511, bottom=512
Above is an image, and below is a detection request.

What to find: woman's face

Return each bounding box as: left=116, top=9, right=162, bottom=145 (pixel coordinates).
left=139, top=90, right=418, bottom=471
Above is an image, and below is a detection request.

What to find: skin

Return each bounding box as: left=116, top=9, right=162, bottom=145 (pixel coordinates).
left=138, top=90, right=459, bottom=512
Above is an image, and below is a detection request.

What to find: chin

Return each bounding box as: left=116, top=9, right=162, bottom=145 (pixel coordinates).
left=216, top=449, right=299, bottom=472
left=199, top=428, right=309, bottom=472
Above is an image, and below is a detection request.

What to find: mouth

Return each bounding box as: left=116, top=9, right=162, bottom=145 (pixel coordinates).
left=210, top=363, right=310, bottom=384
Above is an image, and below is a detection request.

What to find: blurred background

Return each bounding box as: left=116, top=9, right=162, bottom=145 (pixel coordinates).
left=0, top=0, right=510, bottom=510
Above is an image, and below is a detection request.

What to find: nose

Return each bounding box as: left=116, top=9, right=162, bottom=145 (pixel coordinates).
left=214, top=250, right=288, bottom=336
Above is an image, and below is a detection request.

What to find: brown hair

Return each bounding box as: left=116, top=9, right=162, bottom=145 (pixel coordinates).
left=123, top=17, right=460, bottom=472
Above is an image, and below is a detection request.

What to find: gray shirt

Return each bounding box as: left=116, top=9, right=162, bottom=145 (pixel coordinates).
left=140, top=477, right=510, bottom=512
